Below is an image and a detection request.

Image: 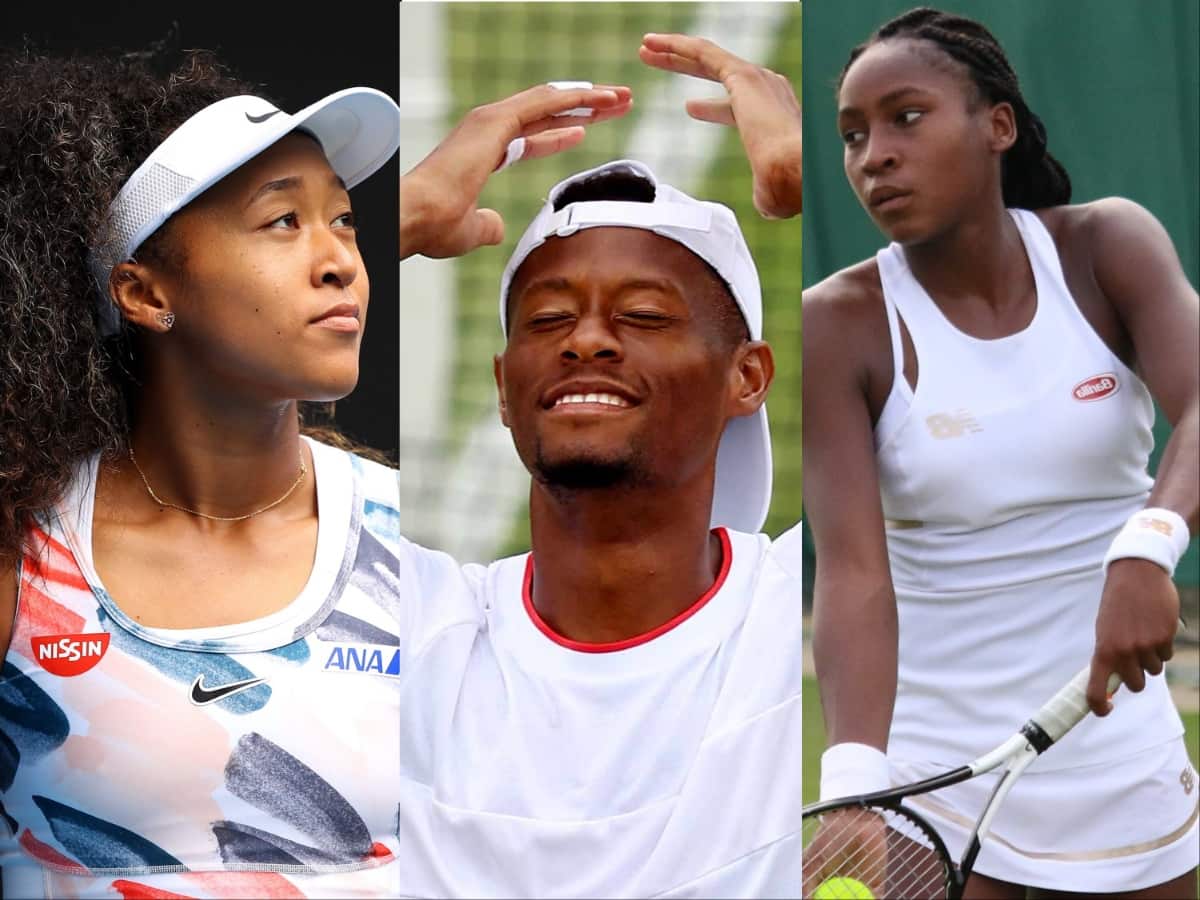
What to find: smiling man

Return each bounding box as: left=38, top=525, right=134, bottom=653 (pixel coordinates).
left=398, top=35, right=802, bottom=896
left=400, top=158, right=803, bottom=899
left=493, top=160, right=777, bottom=640
left=398, top=33, right=802, bottom=897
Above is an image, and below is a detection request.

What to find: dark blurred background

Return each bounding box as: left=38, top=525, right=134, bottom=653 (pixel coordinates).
left=2, top=1, right=399, bottom=461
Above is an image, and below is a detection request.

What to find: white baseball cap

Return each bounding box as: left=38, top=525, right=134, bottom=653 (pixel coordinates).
left=499, top=159, right=772, bottom=534
left=91, top=87, right=400, bottom=336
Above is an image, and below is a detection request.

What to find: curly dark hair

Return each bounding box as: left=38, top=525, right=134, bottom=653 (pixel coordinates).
left=0, top=45, right=379, bottom=567
left=838, top=6, right=1072, bottom=211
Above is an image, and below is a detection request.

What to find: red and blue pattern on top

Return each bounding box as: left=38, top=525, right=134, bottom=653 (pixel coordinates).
left=0, top=443, right=403, bottom=899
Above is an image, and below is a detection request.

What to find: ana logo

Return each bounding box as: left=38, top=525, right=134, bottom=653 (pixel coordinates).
left=323, top=643, right=401, bottom=677
left=1072, top=373, right=1119, bottom=402
left=32, top=633, right=110, bottom=677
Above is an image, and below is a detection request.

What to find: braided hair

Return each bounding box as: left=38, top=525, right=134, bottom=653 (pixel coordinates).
left=838, top=6, right=1071, bottom=210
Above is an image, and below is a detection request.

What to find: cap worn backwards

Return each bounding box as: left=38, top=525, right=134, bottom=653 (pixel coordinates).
left=499, top=159, right=773, bottom=534
left=90, top=87, right=400, bottom=337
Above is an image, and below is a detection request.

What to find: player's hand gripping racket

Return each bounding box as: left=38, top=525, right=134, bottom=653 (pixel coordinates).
left=801, top=665, right=1122, bottom=899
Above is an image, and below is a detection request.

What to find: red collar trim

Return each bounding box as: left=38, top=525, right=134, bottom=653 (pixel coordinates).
left=522, top=528, right=733, bottom=653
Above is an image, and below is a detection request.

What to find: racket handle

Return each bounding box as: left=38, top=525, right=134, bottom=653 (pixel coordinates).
left=1029, top=666, right=1122, bottom=743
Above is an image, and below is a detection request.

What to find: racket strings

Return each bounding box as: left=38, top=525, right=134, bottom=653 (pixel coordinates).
left=802, top=806, right=951, bottom=898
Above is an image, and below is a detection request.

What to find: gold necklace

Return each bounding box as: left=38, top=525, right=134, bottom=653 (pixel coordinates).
left=128, top=444, right=307, bottom=522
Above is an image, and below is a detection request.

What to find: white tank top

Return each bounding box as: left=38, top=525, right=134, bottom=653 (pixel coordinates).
left=0, top=438, right=403, bottom=899
left=874, top=208, right=1182, bottom=769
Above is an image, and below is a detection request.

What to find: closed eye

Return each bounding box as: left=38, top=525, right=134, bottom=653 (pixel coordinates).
left=527, top=311, right=575, bottom=329
left=619, top=310, right=674, bottom=326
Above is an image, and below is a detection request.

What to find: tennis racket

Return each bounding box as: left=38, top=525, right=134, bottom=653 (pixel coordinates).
left=801, top=664, right=1121, bottom=899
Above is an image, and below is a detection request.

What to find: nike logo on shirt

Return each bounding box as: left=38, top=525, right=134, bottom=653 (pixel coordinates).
left=190, top=674, right=268, bottom=706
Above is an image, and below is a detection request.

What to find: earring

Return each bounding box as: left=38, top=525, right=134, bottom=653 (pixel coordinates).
left=156, top=311, right=176, bottom=331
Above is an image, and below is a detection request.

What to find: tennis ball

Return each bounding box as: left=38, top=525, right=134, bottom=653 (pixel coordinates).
left=812, top=876, right=875, bottom=899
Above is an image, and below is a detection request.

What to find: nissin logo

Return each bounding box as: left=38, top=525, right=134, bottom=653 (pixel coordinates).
left=1072, top=373, right=1119, bottom=402
left=322, top=643, right=401, bottom=677
left=32, top=633, right=110, bottom=676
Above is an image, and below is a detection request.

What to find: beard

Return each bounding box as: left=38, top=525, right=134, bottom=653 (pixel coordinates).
left=530, top=439, right=652, bottom=492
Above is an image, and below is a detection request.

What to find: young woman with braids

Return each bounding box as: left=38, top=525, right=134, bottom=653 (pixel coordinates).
left=803, top=7, right=1198, bottom=897
left=0, top=46, right=406, bottom=897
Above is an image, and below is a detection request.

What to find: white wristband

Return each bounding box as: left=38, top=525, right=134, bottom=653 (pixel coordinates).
left=1103, top=507, right=1191, bottom=577
left=819, top=742, right=890, bottom=802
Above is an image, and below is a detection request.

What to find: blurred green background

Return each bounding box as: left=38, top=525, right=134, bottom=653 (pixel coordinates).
left=801, top=0, right=1200, bottom=599
left=801, top=0, right=1200, bottom=811
left=400, top=2, right=800, bottom=561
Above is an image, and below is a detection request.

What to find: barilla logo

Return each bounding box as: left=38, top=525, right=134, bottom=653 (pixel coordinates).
left=32, top=633, right=110, bottom=676
left=1072, top=373, right=1119, bottom=402
left=322, top=643, right=401, bottom=678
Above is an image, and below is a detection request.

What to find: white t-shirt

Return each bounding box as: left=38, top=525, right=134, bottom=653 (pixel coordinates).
left=399, top=524, right=804, bottom=898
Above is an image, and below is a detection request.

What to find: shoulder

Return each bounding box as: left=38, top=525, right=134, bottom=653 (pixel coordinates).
left=1036, top=198, right=1177, bottom=263
left=803, top=259, right=890, bottom=355
left=803, top=258, right=892, bottom=393
left=1038, top=199, right=1195, bottom=318
left=347, top=450, right=400, bottom=507
left=306, top=437, right=398, bottom=509
left=803, top=257, right=885, bottom=321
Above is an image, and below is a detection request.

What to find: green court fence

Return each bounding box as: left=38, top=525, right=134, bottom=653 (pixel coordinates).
left=801, top=0, right=1200, bottom=602
left=401, top=2, right=801, bottom=561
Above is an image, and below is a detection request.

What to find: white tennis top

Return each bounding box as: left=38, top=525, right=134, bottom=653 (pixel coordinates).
left=874, top=208, right=1182, bottom=769
left=399, top=524, right=804, bottom=898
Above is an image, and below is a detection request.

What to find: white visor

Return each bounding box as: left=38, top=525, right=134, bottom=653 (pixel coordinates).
left=91, top=87, right=400, bottom=336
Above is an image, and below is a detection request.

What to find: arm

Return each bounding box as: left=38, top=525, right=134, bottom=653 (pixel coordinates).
left=1082, top=198, right=1200, bottom=713
left=637, top=34, right=801, bottom=218
left=400, top=83, right=633, bottom=260
left=800, top=280, right=896, bottom=883
left=802, top=280, right=897, bottom=754
left=1, top=557, right=16, bottom=662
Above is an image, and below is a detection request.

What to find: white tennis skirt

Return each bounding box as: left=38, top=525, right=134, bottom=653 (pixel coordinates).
left=890, top=737, right=1199, bottom=892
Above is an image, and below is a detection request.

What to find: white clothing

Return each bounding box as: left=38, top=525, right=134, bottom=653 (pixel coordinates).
left=867, top=208, right=1195, bottom=889
left=399, top=526, right=804, bottom=898
left=893, top=738, right=1198, bottom=891
left=874, top=207, right=1181, bottom=771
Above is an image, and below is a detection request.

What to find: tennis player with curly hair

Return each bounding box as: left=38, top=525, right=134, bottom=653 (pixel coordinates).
left=804, top=7, right=1198, bottom=897
left=0, top=45, right=403, bottom=897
